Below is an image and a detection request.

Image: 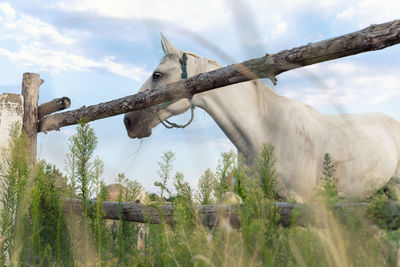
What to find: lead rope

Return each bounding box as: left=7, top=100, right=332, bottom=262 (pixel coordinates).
left=157, top=52, right=195, bottom=129
left=157, top=98, right=195, bottom=129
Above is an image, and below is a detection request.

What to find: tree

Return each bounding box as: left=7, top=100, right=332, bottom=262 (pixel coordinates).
left=64, top=121, right=103, bottom=264
left=197, top=169, right=217, bottom=204
left=65, top=121, right=103, bottom=201
left=214, top=151, right=236, bottom=200
left=255, top=144, right=280, bottom=200
left=154, top=151, right=175, bottom=199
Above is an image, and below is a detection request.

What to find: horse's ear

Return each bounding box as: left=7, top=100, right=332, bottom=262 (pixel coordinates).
left=160, top=33, right=180, bottom=55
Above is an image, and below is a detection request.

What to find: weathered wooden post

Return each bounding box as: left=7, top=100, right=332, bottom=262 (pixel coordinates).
left=21, top=73, right=43, bottom=164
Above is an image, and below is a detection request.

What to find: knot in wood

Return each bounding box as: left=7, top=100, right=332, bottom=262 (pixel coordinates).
left=287, top=54, right=295, bottom=62
left=122, top=101, right=129, bottom=110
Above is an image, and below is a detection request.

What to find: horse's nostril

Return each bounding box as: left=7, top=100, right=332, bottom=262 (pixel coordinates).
left=124, top=117, right=131, bottom=129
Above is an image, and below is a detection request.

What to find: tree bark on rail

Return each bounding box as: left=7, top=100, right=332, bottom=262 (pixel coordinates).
left=38, top=97, right=71, bottom=117
left=64, top=199, right=368, bottom=228
left=39, top=19, right=400, bottom=132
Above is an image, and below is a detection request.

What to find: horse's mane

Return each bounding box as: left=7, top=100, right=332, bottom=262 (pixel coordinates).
left=184, top=51, right=221, bottom=68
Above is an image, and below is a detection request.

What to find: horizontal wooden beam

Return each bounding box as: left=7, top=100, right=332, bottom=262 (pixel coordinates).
left=39, top=19, right=400, bottom=132
left=64, top=199, right=368, bottom=228
left=38, top=97, right=71, bottom=118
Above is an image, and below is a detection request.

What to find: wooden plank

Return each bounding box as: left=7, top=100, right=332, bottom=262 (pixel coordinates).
left=21, top=73, right=43, bottom=164
left=39, top=19, right=400, bottom=132
left=38, top=97, right=71, bottom=118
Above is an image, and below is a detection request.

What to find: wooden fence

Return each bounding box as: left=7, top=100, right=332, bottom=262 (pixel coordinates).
left=1, top=19, right=400, bottom=227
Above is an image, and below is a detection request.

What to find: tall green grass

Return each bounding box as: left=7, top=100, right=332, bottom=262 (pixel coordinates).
left=0, top=122, right=397, bottom=266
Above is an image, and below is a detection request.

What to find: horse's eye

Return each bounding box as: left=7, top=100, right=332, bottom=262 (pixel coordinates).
left=152, top=71, right=162, bottom=80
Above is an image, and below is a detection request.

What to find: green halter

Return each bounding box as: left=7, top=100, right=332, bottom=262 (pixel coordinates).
left=154, top=52, right=195, bottom=129
left=181, top=52, right=188, bottom=79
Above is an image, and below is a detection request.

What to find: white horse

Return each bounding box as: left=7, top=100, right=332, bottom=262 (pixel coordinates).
left=124, top=35, right=400, bottom=202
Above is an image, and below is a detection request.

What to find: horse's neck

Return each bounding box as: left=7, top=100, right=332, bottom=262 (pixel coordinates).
left=192, top=59, right=279, bottom=163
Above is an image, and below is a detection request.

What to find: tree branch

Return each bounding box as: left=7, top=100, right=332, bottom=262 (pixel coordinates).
left=39, top=19, right=400, bottom=132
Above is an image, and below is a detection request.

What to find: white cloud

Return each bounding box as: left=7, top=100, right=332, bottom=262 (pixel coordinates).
left=51, top=0, right=230, bottom=32
left=280, top=62, right=400, bottom=108
left=101, top=57, right=150, bottom=81
left=0, top=46, right=149, bottom=80
left=0, top=3, right=74, bottom=47
left=326, top=62, right=358, bottom=74
left=35, top=0, right=400, bottom=45
left=336, top=7, right=355, bottom=20
left=49, top=0, right=307, bottom=42
left=2, top=15, right=75, bottom=46
left=335, top=0, right=400, bottom=26
left=0, top=2, right=15, bottom=19
left=35, top=0, right=398, bottom=60
left=0, top=2, right=149, bottom=80
left=370, top=89, right=399, bottom=104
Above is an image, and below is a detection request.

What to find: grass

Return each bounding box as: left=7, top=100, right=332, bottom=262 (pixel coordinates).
left=0, top=122, right=398, bottom=266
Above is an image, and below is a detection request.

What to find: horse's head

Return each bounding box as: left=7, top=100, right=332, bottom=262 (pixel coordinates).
left=124, top=35, right=196, bottom=139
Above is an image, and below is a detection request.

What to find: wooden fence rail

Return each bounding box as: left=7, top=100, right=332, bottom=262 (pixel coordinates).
left=64, top=199, right=370, bottom=229
left=38, top=19, right=400, bottom=133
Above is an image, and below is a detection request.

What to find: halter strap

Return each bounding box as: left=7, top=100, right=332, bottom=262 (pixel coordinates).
left=181, top=53, right=188, bottom=79
left=154, top=52, right=195, bottom=129
left=152, top=52, right=189, bottom=109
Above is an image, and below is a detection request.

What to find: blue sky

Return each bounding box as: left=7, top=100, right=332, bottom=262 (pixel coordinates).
left=1, top=0, right=400, bottom=193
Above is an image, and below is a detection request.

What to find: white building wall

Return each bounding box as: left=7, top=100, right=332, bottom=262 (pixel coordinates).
left=0, top=93, right=23, bottom=263
left=0, top=93, right=24, bottom=151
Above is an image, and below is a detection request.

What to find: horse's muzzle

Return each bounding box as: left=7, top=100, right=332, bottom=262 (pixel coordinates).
left=124, top=113, right=153, bottom=139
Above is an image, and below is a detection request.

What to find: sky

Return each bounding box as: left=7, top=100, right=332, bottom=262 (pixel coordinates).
left=0, top=0, right=400, bottom=194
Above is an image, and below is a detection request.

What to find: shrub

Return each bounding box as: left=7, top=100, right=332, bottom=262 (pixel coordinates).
left=155, top=151, right=175, bottom=200
left=0, top=123, right=396, bottom=266
left=255, top=143, right=280, bottom=200
left=214, top=151, right=236, bottom=201
left=197, top=168, right=217, bottom=204
left=320, top=153, right=339, bottom=207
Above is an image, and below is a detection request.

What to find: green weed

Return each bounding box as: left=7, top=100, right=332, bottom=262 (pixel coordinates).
left=0, top=123, right=397, bottom=266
